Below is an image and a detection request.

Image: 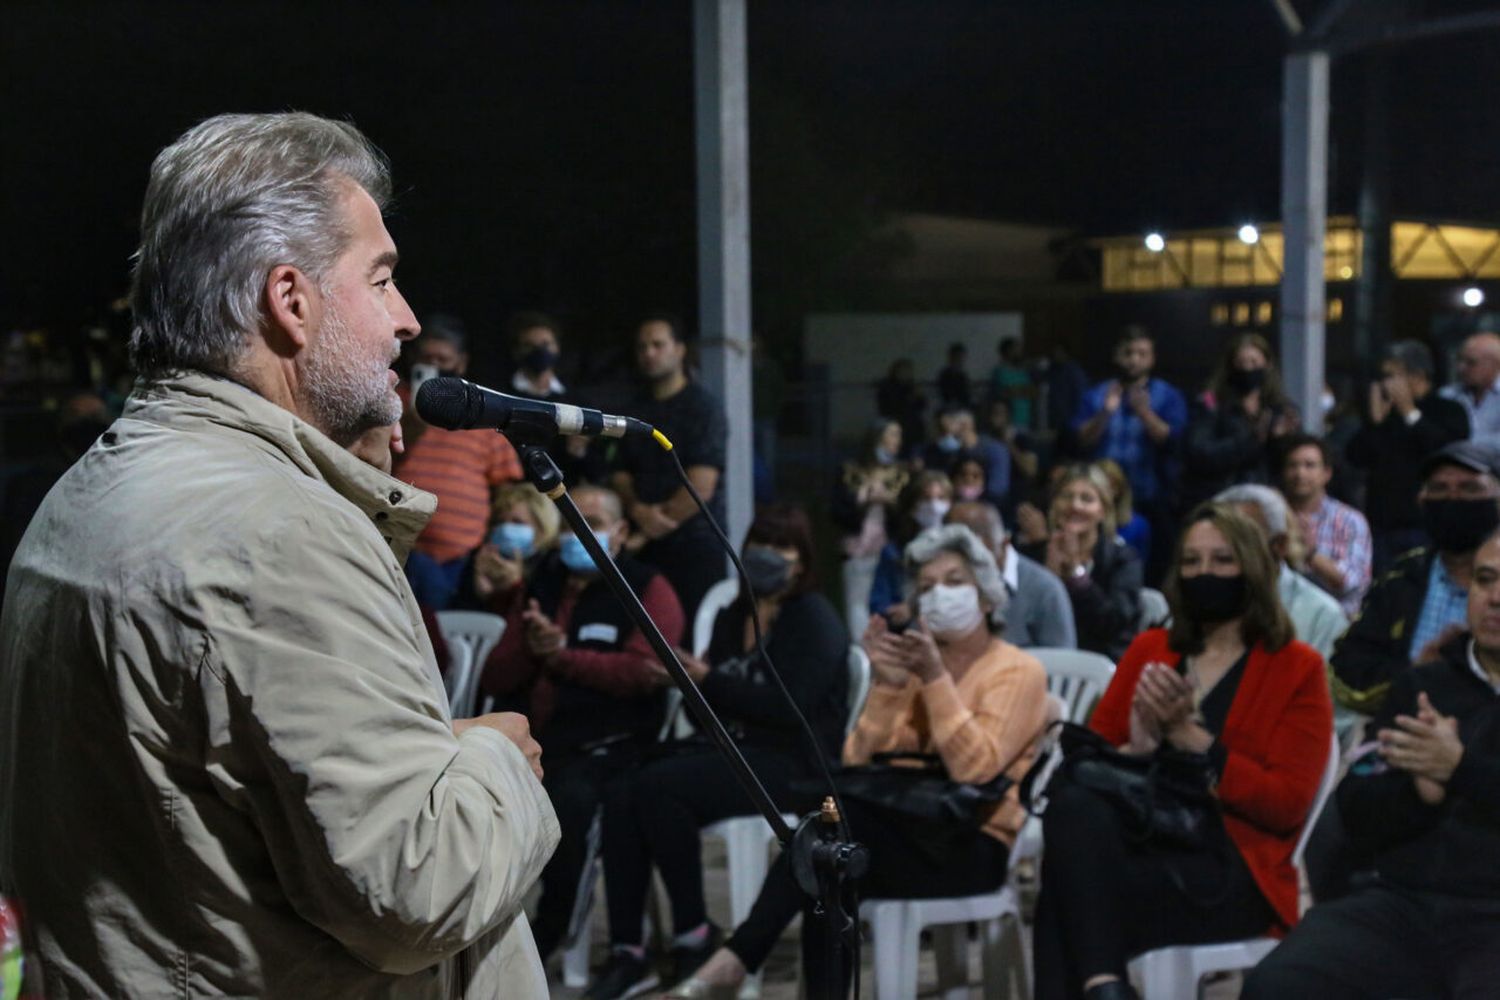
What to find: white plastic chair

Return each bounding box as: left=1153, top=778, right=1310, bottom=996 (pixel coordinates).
left=844, top=643, right=873, bottom=737
left=1126, top=729, right=1343, bottom=999
left=694, top=577, right=741, bottom=658
left=434, top=610, right=507, bottom=718
left=1138, top=586, right=1172, bottom=631
left=1029, top=647, right=1116, bottom=725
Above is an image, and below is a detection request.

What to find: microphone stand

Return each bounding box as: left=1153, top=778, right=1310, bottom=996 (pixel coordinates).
left=509, top=436, right=866, bottom=994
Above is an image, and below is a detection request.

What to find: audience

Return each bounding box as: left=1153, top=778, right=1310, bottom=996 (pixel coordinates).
left=988, top=337, right=1034, bottom=429
left=1071, top=325, right=1187, bottom=580
left=937, top=341, right=972, bottom=409
left=1245, top=526, right=1500, bottom=998
left=664, top=524, right=1048, bottom=999
left=1330, top=440, right=1500, bottom=715
left=868, top=469, right=953, bottom=627
left=1216, top=483, right=1348, bottom=660
left=584, top=506, right=848, bottom=1000
left=610, top=314, right=729, bottom=622
left=1439, top=330, right=1500, bottom=444
left=395, top=316, right=524, bottom=609
left=1018, top=463, right=1142, bottom=661
left=504, top=310, right=604, bottom=485
left=1180, top=332, right=1300, bottom=512
left=454, top=482, right=561, bottom=612
left=1098, top=458, right=1150, bottom=566
left=875, top=358, right=928, bottom=458
left=921, top=406, right=1011, bottom=507
left=832, top=418, right=912, bottom=637
left=477, top=484, right=682, bottom=963
left=1033, top=503, right=1333, bottom=1000
left=1347, top=339, right=1469, bottom=573
left=986, top=396, right=1040, bottom=487
left=946, top=499, right=1078, bottom=648
left=1281, top=432, right=1373, bottom=618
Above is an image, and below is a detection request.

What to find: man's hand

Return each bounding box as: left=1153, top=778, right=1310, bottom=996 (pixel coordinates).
left=453, top=712, right=544, bottom=780
left=521, top=599, right=566, bottom=663
left=1103, top=381, right=1124, bottom=414
left=473, top=544, right=523, bottom=600
left=347, top=420, right=404, bottom=475
left=631, top=502, right=679, bottom=541
left=1384, top=374, right=1417, bottom=419
left=1368, top=382, right=1392, bottom=424
left=1414, top=624, right=1466, bottom=666
left=1127, top=384, right=1154, bottom=419
left=1380, top=691, right=1464, bottom=786
left=862, top=614, right=912, bottom=688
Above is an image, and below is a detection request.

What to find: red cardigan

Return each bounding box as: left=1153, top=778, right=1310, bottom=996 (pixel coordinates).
left=1090, top=628, right=1332, bottom=931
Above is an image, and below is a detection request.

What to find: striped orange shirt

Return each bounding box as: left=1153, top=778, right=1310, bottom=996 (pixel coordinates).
left=396, top=427, right=522, bottom=562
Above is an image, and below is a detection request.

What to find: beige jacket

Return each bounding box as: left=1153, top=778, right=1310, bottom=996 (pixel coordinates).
left=0, top=372, right=559, bottom=998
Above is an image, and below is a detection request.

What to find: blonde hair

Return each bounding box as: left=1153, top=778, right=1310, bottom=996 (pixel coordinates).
left=490, top=483, right=560, bottom=549
left=1048, top=463, right=1118, bottom=537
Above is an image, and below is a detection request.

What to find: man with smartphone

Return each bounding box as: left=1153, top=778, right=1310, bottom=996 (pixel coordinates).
left=1347, top=340, right=1469, bottom=574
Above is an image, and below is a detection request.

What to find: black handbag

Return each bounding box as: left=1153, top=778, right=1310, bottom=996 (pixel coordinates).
left=1021, top=721, right=1222, bottom=850
left=823, top=751, right=1014, bottom=828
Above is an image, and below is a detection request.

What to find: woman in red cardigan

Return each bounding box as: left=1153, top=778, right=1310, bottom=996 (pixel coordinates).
left=1033, top=502, right=1333, bottom=1000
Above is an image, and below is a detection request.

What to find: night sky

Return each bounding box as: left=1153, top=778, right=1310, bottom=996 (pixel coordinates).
left=6, top=0, right=1500, bottom=370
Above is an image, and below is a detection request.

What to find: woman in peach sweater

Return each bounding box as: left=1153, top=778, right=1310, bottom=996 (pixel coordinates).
left=663, top=523, right=1050, bottom=999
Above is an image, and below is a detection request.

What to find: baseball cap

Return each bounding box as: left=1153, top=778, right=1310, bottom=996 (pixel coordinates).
left=1421, top=439, right=1500, bottom=481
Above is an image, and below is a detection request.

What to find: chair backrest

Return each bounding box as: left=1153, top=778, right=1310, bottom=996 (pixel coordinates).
left=441, top=634, right=474, bottom=715
left=435, top=610, right=508, bottom=717
left=845, top=644, right=872, bottom=735
left=1138, top=587, right=1171, bottom=631
left=693, top=577, right=741, bottom=658
left=1029, top=647, right=1116, bottom=724
left=1293, top=729, right=1343, bottom=868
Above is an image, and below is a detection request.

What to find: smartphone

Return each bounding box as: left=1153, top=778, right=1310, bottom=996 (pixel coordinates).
left=883, top=611, right=912, bottom=634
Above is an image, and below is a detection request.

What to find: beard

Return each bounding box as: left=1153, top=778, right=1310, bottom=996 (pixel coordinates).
left=301, top=300, right=401, bottom=447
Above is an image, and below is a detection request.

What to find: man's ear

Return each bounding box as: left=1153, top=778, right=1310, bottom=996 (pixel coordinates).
left=263, top=264, right=319, bottom=357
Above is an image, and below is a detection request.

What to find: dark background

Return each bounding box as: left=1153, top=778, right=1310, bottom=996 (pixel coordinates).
left=6, top=0, right=1500, bottom=382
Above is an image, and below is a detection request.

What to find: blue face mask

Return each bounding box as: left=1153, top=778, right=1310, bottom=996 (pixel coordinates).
left=873, top=446, right=897, bottom=465
left=491, top=522, right=536, bottom=558
left=560, top=530, right=613, bottom=574
left=937, top=434, right=961, bottom=452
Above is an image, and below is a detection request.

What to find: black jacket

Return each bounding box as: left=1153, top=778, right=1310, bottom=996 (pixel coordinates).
left=1346, top=394, right=1469, bottom=531
left=1330, top=547, right=1437, bottom=714
left=1338, top=634, right=1500, bottom=899
left=1020, top=533, right=1141, bottom=661
left=1179, top=395, right=1293, bottom=513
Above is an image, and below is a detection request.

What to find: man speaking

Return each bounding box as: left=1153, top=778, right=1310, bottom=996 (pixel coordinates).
left=0, top=113, right=559, bottom=997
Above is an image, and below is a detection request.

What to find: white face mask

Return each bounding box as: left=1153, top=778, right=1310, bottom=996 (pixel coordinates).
left=913, top=498, right=952, bottom=530
left=918, top=583, right=984, bottom=638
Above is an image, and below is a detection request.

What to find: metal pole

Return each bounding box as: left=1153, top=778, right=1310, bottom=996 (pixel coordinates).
left=693, top=0, right=754, bottom=553
left=1280, top=50, right=1330, bottom=432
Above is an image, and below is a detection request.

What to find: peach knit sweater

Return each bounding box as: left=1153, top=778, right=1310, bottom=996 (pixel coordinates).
left=844, top=638, right=1049, bottom=845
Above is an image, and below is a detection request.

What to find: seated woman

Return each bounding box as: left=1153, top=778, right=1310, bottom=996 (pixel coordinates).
left=583, top=506, right=850, bottom=1000
left=1018, top=463, right=1142, bottom=661
left=664, top=524, right=1050, bottom=999
left=449, top=481, right=560, bottom=612
left=1032, top=503, right=1333, bottom=1000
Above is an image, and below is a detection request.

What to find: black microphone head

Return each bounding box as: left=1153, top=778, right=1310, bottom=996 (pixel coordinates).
left=415, top=376, right=478, bottom=430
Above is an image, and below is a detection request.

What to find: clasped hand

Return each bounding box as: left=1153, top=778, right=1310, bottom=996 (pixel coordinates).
left=1128, top=662, right=1202, bottom=754
left=521, top=598, right=566, bottom=664
left=862, top=614, right=944, bottom=687
left=1379, top=691, right=1463, bottom=803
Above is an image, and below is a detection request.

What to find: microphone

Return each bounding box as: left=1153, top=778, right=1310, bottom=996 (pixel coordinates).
left=415, top=376, right=655, bottom=441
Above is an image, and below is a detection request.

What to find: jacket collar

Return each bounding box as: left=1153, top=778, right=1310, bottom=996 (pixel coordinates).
left=125, top=371, right=436, bottom=561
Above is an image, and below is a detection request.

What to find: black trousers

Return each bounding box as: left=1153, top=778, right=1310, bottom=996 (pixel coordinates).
left=600, top=743, right=803, bottom=946
left=724, top=799, right=1009, bottom=998
left=1032, top=782, right=1275, bottom=1000
left=530, top=748, right=637, bottom=961
left=1243, top=884, right=1500, bottom=1000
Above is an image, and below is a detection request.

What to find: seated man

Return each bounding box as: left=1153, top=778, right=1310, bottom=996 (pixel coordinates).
left=1330, top=440, right=1500, bottom=715
left=945, top=499, right=1078, bottom=648
left=1216, top=483, right=1348, bottom=661
left=1243, top=527, right=1500, bottom=998
left=478, top=484, right=683, bottom=964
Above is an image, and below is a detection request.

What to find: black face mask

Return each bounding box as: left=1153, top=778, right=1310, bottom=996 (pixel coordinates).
left=520, top=347, right=559, bottom=375
left=742, top=546, right=792, bottom=597
left=1422, top=498, right=1500, bottom=554
left=1227, top=367, right=1266, bottom=394
left=1179, top=573, right=1248, bottom=624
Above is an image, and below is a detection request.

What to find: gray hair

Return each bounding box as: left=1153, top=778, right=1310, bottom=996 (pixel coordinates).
left=1385, top=339, right=1434, bottom=379
left=1214, top=484, right=1289, bottom=538
left=904, top=523, right=1008, bottom=617
left=129, top=112, right=392, bottom=377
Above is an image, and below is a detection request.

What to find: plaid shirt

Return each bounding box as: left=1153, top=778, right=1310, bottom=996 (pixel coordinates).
left=1072, top=377, right=1187, bottom=505
left=1409, top=558, right=1469, bottom=662
left=1304, top=495, right=1373, bottom=617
